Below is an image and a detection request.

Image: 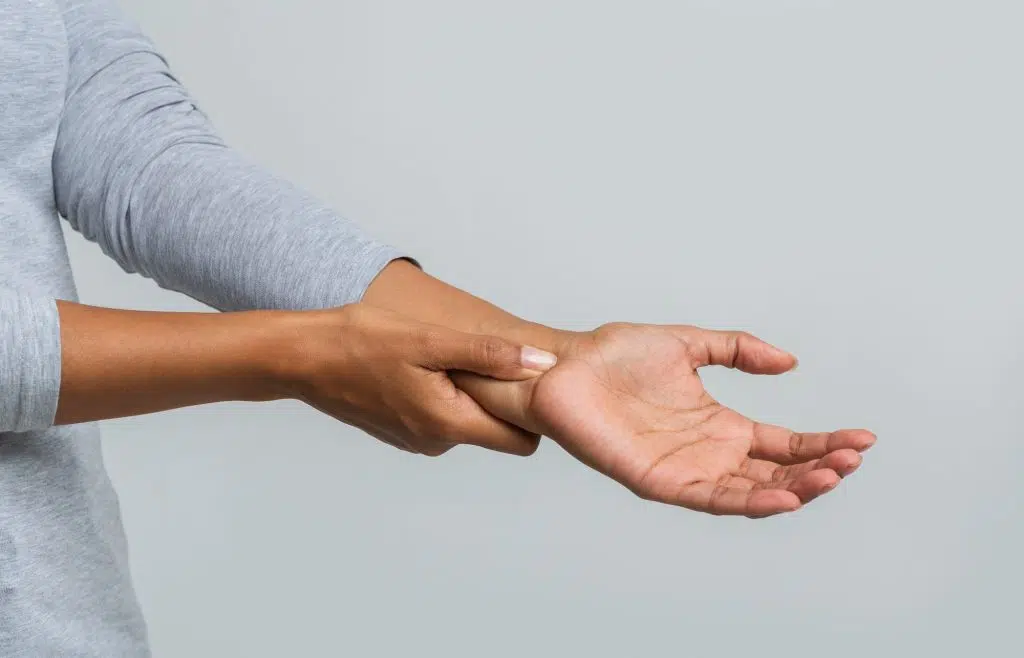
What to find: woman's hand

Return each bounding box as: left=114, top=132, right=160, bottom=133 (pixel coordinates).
left=453, top=323, right=875, bottom=517
left=272, top=303, right=557, bottom=456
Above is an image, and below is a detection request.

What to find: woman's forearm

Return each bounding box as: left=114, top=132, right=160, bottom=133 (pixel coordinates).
left=52, top=299, right=552, bottom=456
left=54, top=301, right=288, bottom=425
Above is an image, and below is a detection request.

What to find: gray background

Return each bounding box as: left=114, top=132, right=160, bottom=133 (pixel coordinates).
left=62, top=0, right=1021, bottom=656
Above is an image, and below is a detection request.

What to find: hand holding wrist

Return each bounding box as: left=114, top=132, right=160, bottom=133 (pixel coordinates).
left=268, top=303, right=557, bottom=455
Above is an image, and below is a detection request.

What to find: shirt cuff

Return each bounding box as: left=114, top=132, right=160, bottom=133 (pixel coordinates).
left=0, top=293, right=62, bottom=433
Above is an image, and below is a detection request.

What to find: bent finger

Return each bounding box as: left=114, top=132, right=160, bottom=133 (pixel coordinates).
left=679, top=328, right=797, bottom=374
left=450, top=371, right=542, bottom=436
left=434, top=392, right=542, bottom=457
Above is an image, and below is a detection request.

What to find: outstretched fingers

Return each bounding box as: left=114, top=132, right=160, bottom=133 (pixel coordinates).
left=724, top=467, right=842, bottom=504
left=740, top=450, right=864, bottom=482
left=665, top=457, right=855, bottom=517
left=750, top=424, right=876, bottom=465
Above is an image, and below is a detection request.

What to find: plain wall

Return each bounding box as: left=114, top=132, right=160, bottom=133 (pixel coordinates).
left=62, top=1, right=1022, bottom=656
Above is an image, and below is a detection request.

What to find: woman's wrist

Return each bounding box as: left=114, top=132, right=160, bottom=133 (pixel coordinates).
left=256, top=305, right=364, bottom=404
left=232, top=310, right=314, bottom=403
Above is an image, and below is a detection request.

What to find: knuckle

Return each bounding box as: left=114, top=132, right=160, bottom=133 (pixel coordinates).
left=424, top=412, right=461, bottom=444
left=595, top=321, right=632, bottom=340
left=629, top=482, right=653, bottom=502
left=735, top=331, right=757, bottom=352
left=476, top=337, right=515, bottom=369
left=707, top=485, right=727, bottom=515
left=404, top=416, right=440, bottom=444
left=504, top=434, right=541, bottom=458
left=419, top=443, right=452, bottom=458
left=519, top=436, right=541, bottom=457
left=788, top=432, right=804, bottom=459
left=416, top=329, right=445, bottom=360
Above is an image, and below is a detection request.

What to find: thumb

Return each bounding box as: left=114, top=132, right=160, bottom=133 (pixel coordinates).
left=682, top=328, right=797, bottom=374
left=421, top=329, right=558, bottom=380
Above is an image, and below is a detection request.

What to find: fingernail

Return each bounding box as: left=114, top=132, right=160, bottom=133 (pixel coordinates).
left=521, top=346, right=558, bottom=372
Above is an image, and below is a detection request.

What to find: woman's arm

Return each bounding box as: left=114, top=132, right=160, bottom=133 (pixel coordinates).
left=363, top=260, right=877, bottom=517
left=53, top=0, right=403, bottom=313
left=48, top=1, right=873, bottom=516
left=53, top=301, right=285, bottom=424
left=54, top=299, right=554, bottom=455
left=0, top=279, right=558, bottom=457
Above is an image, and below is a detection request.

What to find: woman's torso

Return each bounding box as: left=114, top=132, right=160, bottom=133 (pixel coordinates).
left=1, top=2, right=149, bottom=654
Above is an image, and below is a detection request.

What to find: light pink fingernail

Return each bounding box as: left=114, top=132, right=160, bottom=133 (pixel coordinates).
left=521, top=346, right=557, bottom=372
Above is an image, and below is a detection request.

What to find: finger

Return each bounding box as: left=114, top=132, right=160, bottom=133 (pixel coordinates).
left=725, top=468, right=841, bottom=504
left=450, top=371, right=542, bottom=435
left=418, top=327, right=557, bottom=380
left=674, top=481, right=802, bottom=517
left=740, top=449, right=863, bottom=483
left=680, top=328, right=797, bottom=374
left=417, top=442, right=456, bottom=457
left=750, top=424, right=877, bottom=464
left=737, top=457, right=785, bottom=483
left=432, top=391, right=542, bottom=457
left=777, top=468, right=841, bottom=503
left=779, top=449, right=863, bottom=479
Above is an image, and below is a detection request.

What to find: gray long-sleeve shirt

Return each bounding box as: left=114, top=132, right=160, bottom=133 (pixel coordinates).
left=1, top=0, right=404, bottom=653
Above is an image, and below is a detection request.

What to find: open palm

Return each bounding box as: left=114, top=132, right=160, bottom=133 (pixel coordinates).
left=458, top=324, right=875, bottom=517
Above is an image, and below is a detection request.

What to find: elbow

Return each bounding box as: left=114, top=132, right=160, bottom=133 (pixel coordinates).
left=52, top=59, right=224, bottom=275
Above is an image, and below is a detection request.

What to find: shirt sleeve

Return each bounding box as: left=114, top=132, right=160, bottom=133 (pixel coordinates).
left=0, top=289, right=62, bottom=433
left=52, top=0, right=409, bottom=312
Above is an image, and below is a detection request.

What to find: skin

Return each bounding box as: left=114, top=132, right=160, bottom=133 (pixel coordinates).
left=54, top=259, right=875, bottom=519
left=55, top=301, right=556, bottom=455
left=453, top=324, right=872, bottom=517
left=363, top=260, right=876, bottom=517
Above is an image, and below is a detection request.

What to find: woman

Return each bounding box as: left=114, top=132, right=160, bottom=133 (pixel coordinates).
left=0, top=0, right=874, bottom=654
